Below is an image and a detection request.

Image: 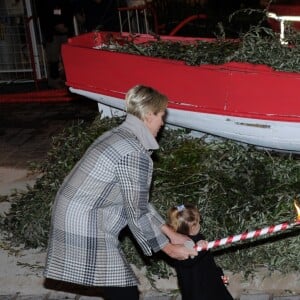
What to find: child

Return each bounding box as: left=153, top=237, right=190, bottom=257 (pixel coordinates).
left=167, top=203, right=233, bottom=300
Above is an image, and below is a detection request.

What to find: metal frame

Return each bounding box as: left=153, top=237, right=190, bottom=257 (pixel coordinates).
left=267, top=12, right=300, bottom=44
left=0, top=0, right=47, bottom=83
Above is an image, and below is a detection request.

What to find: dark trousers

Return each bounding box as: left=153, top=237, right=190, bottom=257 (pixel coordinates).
left=101, top=286, right=139, bottom=300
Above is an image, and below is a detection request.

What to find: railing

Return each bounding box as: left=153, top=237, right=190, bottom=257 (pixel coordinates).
left=118, top=5, right=153, bottom=34
left=0, top=0, right=46, bottom=84
left=267, top=12, right=300, bottom=44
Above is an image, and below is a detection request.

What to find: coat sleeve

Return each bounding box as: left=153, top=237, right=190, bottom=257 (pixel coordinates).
left=115, top=150, right=169, bottom=256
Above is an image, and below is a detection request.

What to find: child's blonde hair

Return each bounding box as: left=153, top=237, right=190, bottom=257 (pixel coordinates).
left=167, top=203, right=200, bottom=235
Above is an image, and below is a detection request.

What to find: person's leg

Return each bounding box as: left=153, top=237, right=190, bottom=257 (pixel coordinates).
left=101, top=286, right=139, bottom=300
left=45, top=35, right=66, bottom=88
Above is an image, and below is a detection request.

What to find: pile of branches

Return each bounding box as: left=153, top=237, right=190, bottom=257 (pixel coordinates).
left=102, top=25, right=300, bottom=72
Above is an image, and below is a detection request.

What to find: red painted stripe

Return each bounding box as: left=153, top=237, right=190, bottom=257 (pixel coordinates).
left=241, top=232, right=249, bottom=240
left=227, top=236, right=234, bottom=243
left=254, top=229, right=262, bottom=237
left=214, top=240, right=221, bottom=247
left=0, top=89, right=74, bottom=103
left=268, top=225, right=275, bottom=233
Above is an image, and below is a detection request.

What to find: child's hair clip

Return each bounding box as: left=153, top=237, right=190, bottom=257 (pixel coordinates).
left=176, top=204, right=185, bottom=212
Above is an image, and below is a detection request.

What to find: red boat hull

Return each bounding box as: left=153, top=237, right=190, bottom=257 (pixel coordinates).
left=62, top=32, right=300, bottom=152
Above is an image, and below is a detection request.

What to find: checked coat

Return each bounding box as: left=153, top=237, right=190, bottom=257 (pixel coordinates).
left=44, top=114, right=169, bottom=287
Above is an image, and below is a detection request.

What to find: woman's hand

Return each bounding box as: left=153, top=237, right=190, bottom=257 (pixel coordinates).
left=162, top=243, right=198, bottom=260
left=161, top=224, right=190, bottom=244
left=196, top=239, right=208, bottom=249
left=169, top=231, right=191, bottom=244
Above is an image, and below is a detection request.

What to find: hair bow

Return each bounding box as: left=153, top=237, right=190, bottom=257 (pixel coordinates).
left=176, top=204, right=185, bottom=212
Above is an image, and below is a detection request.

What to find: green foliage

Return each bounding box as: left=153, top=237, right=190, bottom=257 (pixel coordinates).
left=104, top=25, right=300, bottom=72
left=1, top=117, right=300, bottom=279
left=144, top=130, right=300, bottom=277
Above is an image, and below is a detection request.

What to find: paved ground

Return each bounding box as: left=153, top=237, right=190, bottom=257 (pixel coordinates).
left=0, top=83, right=300, bottom=300
left=0, top=88, right=99, bottom=196
left=0, top=87, right=98, bottom=169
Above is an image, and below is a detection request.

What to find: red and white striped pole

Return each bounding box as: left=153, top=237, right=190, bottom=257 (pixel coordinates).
left=194, top=220, right=300, bottom=252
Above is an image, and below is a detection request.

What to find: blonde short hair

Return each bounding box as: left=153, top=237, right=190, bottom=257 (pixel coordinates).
left=125, top=85, right=168, bottom=120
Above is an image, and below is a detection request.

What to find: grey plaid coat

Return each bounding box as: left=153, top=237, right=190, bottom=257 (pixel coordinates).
left=44, top=114, right=169, bottom=287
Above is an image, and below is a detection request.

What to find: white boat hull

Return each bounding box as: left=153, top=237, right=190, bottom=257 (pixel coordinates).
left=70, top=87, right=300, bottom=153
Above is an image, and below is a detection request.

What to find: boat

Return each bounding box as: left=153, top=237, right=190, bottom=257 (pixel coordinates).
left=61, top=30, right=300, bottom=153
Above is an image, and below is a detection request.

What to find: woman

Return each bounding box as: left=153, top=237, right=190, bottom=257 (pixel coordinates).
left=44, top=85, right=197, bottom=300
